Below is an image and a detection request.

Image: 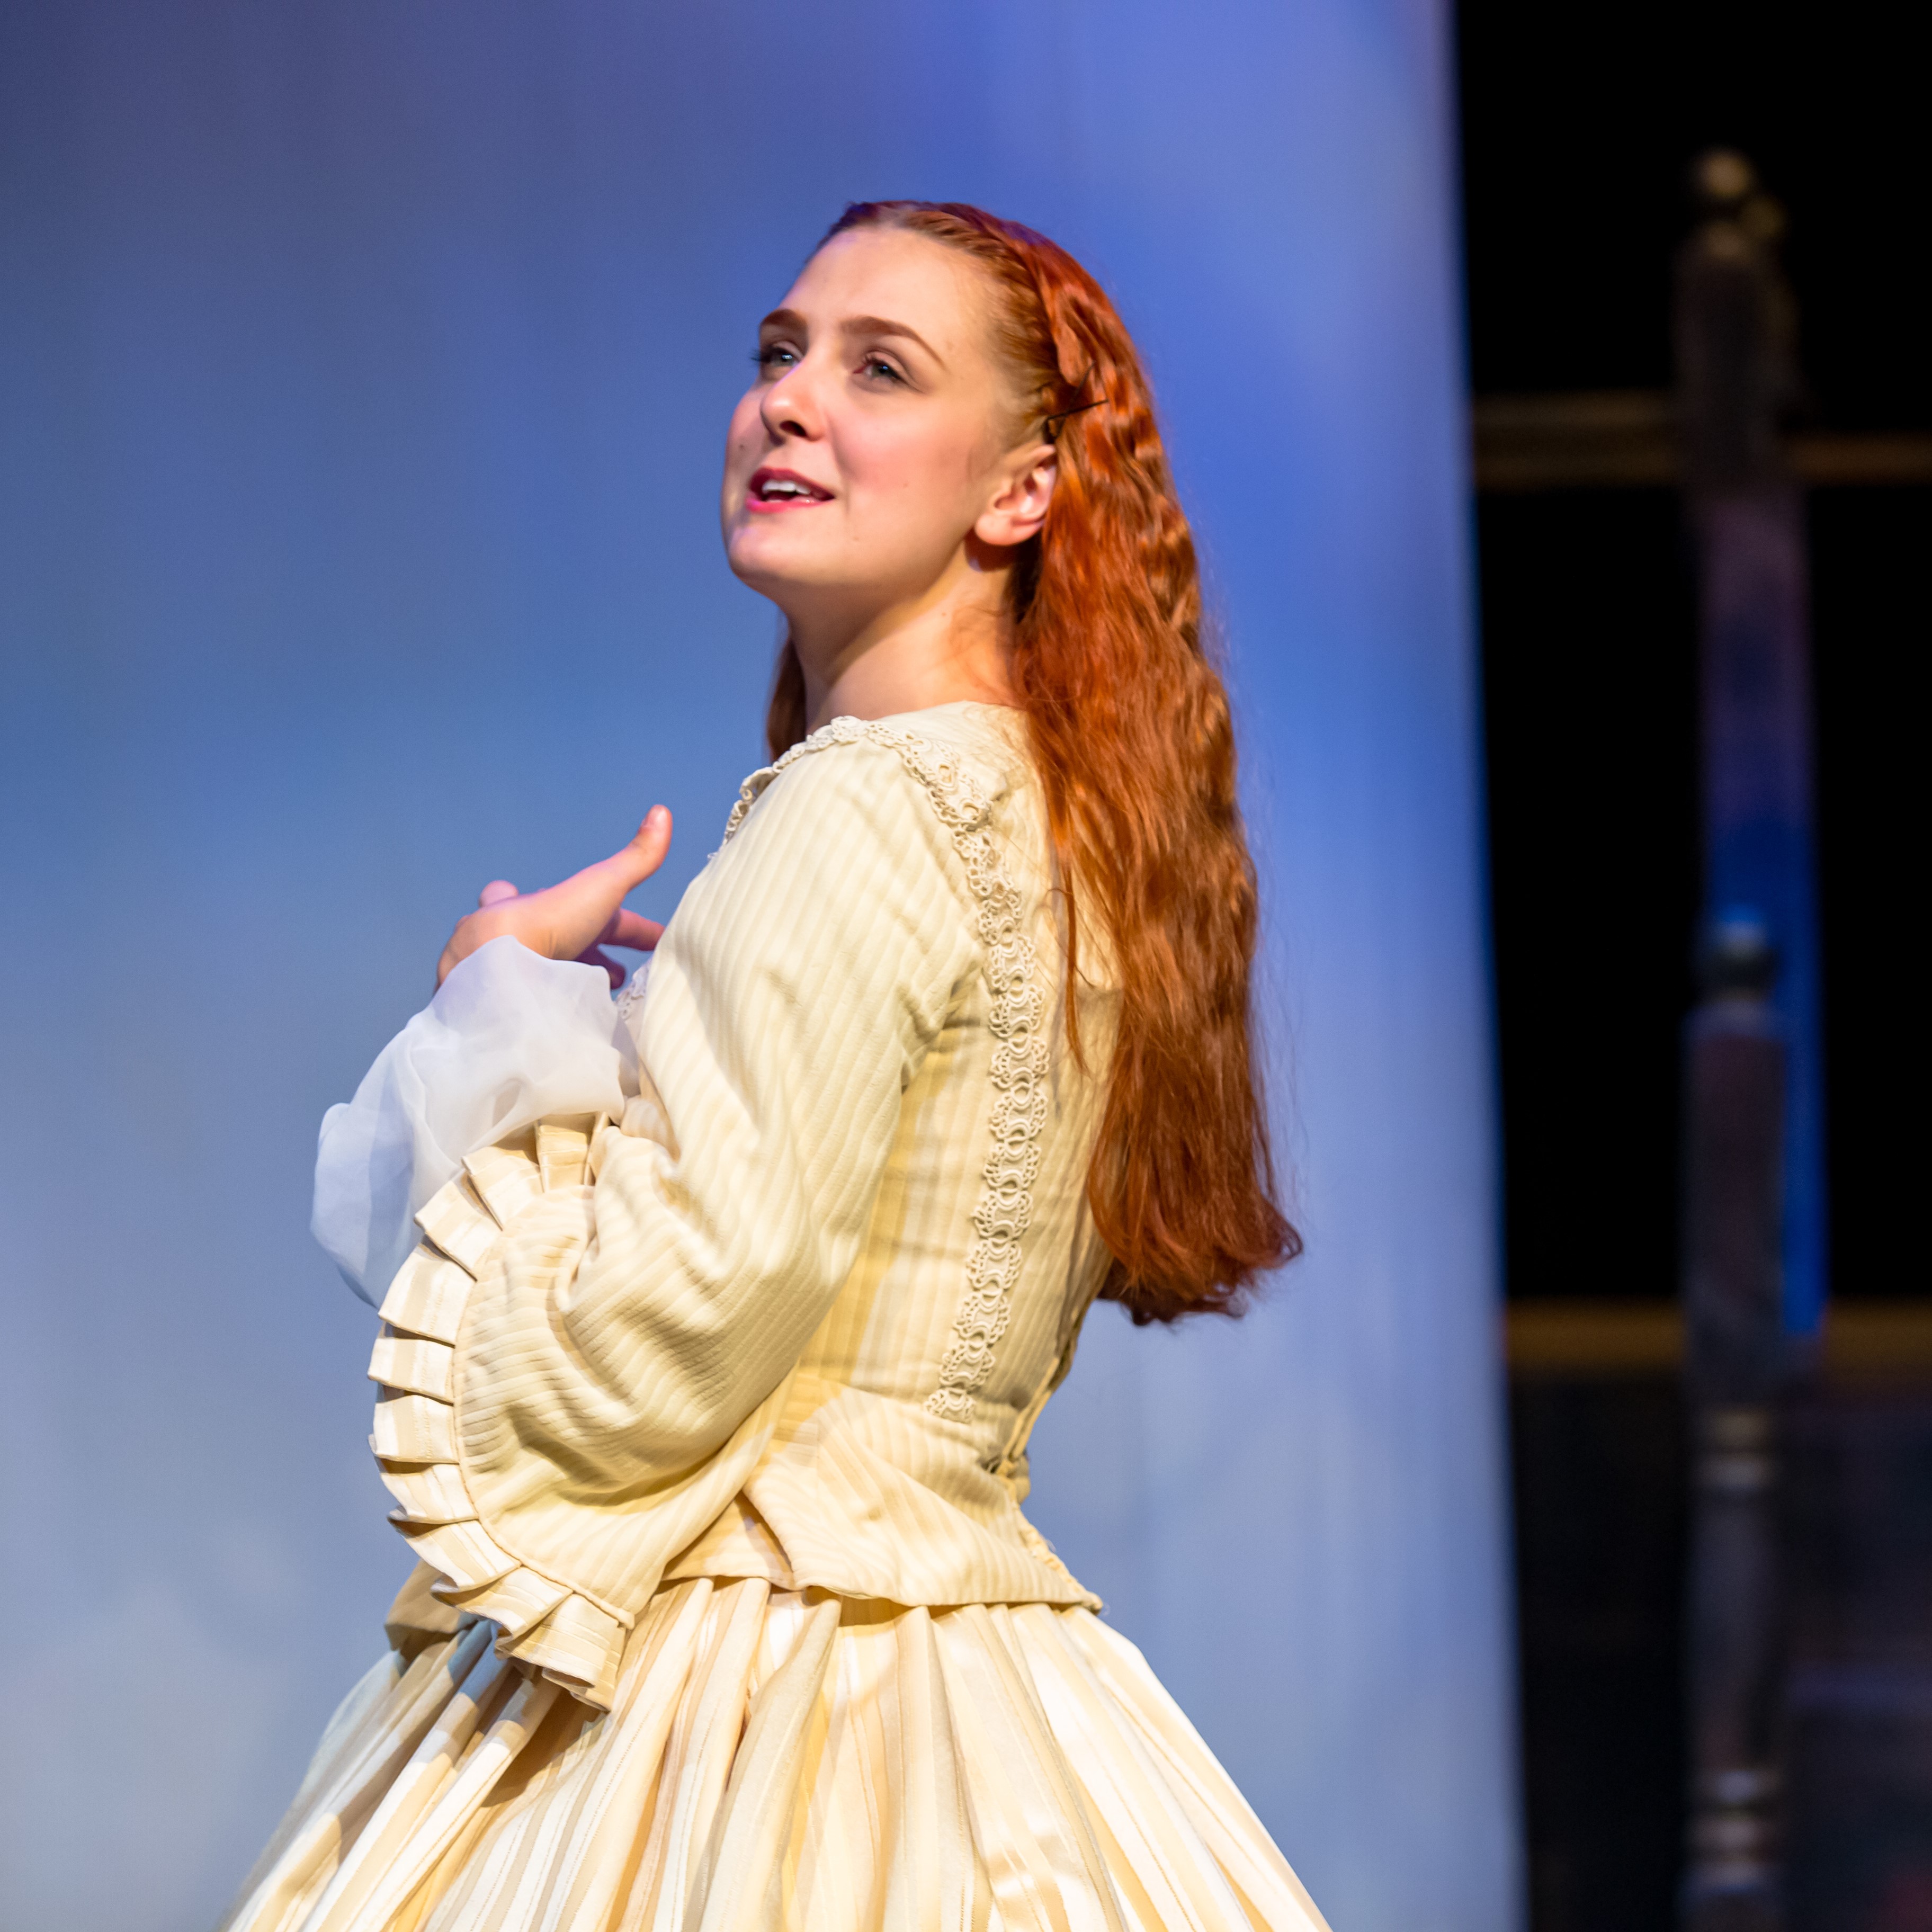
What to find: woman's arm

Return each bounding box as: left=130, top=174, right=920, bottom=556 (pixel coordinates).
left=370, top=735, right=991, bottom=1704
left=463, top=740, right=979, bottom=1489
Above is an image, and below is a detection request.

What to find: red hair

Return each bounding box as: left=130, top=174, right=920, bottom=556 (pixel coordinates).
left=767, top=201, right=1298, bottom=1321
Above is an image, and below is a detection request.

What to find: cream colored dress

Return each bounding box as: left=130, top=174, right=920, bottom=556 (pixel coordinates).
left=225, top=703, right=1330, bottom=1932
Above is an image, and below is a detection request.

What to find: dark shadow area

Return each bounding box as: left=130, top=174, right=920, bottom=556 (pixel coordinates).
left=1481, top=482, right=1932, bottom=1313
left=1786, top=1390, right=1932, bottom=1931
left=1512, top=1375, right=1690, bottom=1932
left=1478, top=488, right=1700, bottom=1303
left=1809, top=488, right=1932, bottom=1303
left=1457, top=0, right=1932, bottom=431
left=1513, top=1379, right=1932, bottom=1932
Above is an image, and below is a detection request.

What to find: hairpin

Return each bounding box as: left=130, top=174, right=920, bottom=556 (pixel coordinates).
left=1042, top=397, right=1106, bottom=442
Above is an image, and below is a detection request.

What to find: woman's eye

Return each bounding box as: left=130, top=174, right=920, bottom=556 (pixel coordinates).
left=860, top=356, right=906, bottom=385
left=755, top=344, right=798, bottom=374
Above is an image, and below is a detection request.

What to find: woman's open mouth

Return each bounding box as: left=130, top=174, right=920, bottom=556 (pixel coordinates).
left=746, top=467, right=835, bottom=512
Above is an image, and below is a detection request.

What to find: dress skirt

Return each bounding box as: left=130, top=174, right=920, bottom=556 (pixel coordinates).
left=220, top=1578, right=1328, bottom=1932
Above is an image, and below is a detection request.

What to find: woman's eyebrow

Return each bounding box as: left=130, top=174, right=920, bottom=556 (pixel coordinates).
left=757, top=308, right=807, bottom=335
left=839, top=315, right=944, bottom=364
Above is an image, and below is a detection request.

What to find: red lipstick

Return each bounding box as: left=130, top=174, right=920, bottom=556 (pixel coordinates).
left=746, top=467, right=834, bottom=512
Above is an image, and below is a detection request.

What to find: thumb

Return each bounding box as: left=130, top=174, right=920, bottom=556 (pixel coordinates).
left=611, top=805, right=672, bottom=885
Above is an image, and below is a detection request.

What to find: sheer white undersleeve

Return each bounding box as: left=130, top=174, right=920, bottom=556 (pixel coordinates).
left=313, top=937, right=644, bottom=1304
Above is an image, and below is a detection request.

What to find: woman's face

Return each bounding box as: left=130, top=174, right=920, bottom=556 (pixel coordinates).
left=721, top=228, right=1041, bottom=629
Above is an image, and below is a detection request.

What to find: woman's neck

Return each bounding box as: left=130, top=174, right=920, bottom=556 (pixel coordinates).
left=790, top=552, right=1019, bottom=731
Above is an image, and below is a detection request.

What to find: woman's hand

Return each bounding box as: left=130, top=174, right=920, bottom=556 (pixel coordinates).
left=436, top=807, right=673, bottom=990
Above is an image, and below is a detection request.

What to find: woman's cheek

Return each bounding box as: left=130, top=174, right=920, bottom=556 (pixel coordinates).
left=724, top=398, right=763, bottom=462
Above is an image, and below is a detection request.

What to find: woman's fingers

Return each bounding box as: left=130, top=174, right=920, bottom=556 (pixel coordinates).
left=575, top=944, right=627, bottom=989
left=435, top=808, right=672, bottom=988
left=538, top=807, right=670, bottom=958
left=599, top=909, right=664, bottom=953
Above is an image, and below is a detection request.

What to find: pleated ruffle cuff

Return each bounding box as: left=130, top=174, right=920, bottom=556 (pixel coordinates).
left=368, top=1114, right=632, bottom=1710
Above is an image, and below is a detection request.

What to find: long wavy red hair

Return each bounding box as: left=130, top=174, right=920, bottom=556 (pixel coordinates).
left=767, top=201, right=1298, bottom=1321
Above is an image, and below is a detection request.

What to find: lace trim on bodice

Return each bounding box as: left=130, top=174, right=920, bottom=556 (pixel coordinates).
left=614, top=959, right=650, bottom=1030
left=723, top=718, right=1050, bottom=1424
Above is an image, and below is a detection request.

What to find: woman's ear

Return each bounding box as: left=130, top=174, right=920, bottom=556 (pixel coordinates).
left=975, top=443, right=1058, bottom=549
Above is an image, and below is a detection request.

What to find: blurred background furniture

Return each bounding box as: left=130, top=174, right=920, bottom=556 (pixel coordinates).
left=1462, top=1, right=1932, bottom=1925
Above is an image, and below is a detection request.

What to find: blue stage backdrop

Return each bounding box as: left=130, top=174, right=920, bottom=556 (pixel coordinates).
left=0, top=4, right=1517, bottom=1927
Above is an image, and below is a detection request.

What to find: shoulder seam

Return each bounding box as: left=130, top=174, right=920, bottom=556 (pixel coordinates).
left=719, top=715, right=1001, bottom=848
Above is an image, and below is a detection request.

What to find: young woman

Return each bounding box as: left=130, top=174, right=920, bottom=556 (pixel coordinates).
left=227, top=202, right=1328, bottom=1932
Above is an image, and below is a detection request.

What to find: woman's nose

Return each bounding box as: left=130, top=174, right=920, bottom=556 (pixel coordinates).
left=759, top=363, right=822, bottom=440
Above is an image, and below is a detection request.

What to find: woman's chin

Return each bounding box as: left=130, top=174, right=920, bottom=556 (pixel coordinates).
left=726, top=528, right=840, bottom=601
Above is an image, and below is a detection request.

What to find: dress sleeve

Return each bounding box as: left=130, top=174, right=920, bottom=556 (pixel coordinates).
left=312, top=937, right=631, bottom=1304
left=369, top=738, right=985, bottom=1704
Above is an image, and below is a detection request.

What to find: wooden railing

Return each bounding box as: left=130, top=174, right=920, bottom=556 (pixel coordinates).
left=1473, top=390, right=1932, bottom=494
left=1506, top=1301, right=1932, bottom=1379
